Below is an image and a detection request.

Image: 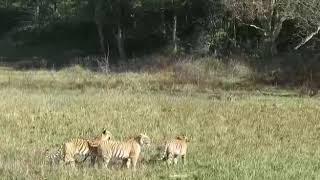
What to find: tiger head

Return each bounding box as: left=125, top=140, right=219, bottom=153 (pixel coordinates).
left=176, top=135, right=189, bottom=142
left=88, top=129, right=112, bottom=147
left=100, top=129, right=112, bottom=141
left=135, top=133, right=151, bottom=147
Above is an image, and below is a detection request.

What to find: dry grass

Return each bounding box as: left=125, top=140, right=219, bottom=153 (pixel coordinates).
left=0, top=57, right=256, bottom=93
left=0, top=64, right=319, bottom=179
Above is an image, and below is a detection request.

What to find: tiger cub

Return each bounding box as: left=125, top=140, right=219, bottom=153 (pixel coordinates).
left=160, top=135, right=189, bottom=165
left=97, top=133, right=151, bottom=170
left=63, top=129, right=112, bottom=167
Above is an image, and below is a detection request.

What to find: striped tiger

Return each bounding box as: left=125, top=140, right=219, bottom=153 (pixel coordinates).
left=44, top=144, right=64, bottom=165
left=63, top=129, right=112, bottom=167
left=160, top=135, right=189, bottom=165
left=97, top=133, right=151, bottom=170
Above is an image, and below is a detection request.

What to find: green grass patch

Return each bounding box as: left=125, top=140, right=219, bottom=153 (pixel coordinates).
left=0, top=66, right=319, bottom=179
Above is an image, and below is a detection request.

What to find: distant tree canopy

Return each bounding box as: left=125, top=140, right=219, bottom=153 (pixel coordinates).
left=0, top=0, right=320, bottom=68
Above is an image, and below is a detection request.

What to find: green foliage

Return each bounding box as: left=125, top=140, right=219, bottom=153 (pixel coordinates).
left=210, top=29, right=228, bottom=48
left=209, top=29, right=233, bottom=56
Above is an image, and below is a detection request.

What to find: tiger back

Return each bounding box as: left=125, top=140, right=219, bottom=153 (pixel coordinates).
left=97, top=133, right=151, bottom=170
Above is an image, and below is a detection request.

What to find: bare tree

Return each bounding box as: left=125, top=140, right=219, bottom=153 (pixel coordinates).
left=225, top=0, right=297, bottom=55
left=225, top=0, right=320, bottom=54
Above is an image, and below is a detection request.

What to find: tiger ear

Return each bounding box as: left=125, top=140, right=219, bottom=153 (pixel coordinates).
left=185, top=136, right=190, bottom=142
left=185, top=135, right=190, bottom=142
left=102, top=129, right=112, bottom=140
left=137, top=133, right=147, bottom=141
left=176, top=135, right=184, bottom=140
left=177, top=134, right=189, bottom=141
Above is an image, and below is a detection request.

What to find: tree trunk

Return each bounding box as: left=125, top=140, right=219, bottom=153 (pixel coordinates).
left=96, top=21, right=109, bottom=73
left=269, top=20, right=284, bottom=56
left=116, top=23, right=126, bottom=61
left=265, top=0, right=284, bottom=56
left=172, top=13, right=178, bottom=53
left=35, top=5, right=40, bottom=23
left=161, top=9, right=166, bottom=38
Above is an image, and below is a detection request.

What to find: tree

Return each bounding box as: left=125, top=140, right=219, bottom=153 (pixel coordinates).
left=225, top=0, right=298, bottom=56
left=225, top=0, right=320, bottom=56
left=108, top=0, right=138, bottom=61
left=139, top=0, right=190, bottom=53
left=165, top=0, right=190, bottom=53
left=94, top=0, right=110, bottom=72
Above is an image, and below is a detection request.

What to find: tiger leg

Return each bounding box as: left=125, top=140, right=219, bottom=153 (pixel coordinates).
left=182, top=154, right=187, bottom=165
left=120, top=158, right=130, bottom=169
left=65, top=158, right=76, bottom=168
left=70, top=161, right=76, bottom=168
left=166, top=153, right=174, bottom=165
left=173, top=155, right=179, bottom=165
left=94, top=156, right=103, bottom=168
left=64, top=153, right=76, bottom=167
left=160, top=150, right=168, bottom=161
left=102, top=156, right=111, bottom=169
left=90, top=155, right=97, bottom=168
left=131, top=156, right=138, bottom=171
left=126, top=158, right=131, bottom=169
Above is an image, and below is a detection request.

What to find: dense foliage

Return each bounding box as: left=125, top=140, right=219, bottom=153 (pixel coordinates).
left=0, top=0, right=319, bottom=70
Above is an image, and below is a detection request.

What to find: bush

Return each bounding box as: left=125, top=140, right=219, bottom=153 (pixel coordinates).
left=209, top=29, right=233, bottom=57
left=173, top=60, right=207, bottom=85
left=172, top=56, right=254, bottom=89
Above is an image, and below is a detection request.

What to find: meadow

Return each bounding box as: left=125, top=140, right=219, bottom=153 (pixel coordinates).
left=0, top=61, right=319, bottom=180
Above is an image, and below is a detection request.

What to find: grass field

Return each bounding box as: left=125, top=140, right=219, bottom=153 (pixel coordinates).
left=0, top=64, right=319, bottom=180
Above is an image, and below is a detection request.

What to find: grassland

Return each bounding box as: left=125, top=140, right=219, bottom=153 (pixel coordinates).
left=0, top=63, right=319, bottom=180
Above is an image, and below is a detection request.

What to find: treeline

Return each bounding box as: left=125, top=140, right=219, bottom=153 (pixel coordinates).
left=0, top=0, right=320, bottom=70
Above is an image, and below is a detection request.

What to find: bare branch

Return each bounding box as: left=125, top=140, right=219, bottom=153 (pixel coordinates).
left=294, top=25, right=320, bottom=50
left=237, top=21, right=267, bottom=36
left=248, top=24, right=266, bottom=32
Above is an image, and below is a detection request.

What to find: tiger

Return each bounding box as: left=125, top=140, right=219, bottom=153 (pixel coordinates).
left=159, top=135, right=189, bottom=165
left=96, top=133, right=151, bottom=170
left=63, top=129, right=112, bottom=167
left=44, top=144, right=64, bottom=165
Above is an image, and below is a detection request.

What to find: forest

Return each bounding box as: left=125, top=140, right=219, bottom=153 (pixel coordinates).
left=0, top=0, right=319, bottom=88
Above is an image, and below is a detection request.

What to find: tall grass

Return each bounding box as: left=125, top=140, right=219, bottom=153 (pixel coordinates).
left=0, top=63, right=319, bottom=179
left=0, top=57, right=257, bottom=93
